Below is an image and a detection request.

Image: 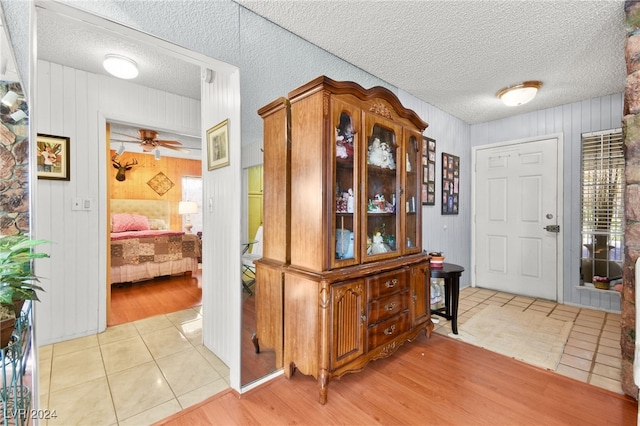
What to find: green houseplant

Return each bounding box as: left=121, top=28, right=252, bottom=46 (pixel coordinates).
left=0, top=234, right=50, bottom=311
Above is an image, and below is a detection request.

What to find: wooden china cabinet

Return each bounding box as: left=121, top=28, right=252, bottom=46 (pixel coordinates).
left=255, top=76, right=432, bottom=404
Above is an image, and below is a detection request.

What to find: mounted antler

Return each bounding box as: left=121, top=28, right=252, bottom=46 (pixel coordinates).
left=112, top=154, right=138, bottom=181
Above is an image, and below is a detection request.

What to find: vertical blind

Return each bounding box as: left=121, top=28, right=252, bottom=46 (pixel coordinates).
left=581, top=128, right=624, bottom=246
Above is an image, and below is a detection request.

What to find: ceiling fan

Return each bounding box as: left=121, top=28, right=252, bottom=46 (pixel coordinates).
left=111, top=129, right=190, bottom=153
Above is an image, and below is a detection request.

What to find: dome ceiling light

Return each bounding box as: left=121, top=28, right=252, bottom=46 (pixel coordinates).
left=497, top=81, right=542, bottom=107
left=103, top=54, right=139, bottom=79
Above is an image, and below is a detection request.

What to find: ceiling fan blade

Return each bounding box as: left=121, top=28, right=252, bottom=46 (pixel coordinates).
left=160, top=144, right=190, bottom=153
left=154, top=139, right=183, bottom=145
left=110, top=138, right=137, bottom=143
left=111, top=131, right=141, bottom=140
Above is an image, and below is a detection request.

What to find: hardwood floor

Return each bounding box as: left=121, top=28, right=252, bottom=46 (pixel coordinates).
left=156, top=332, right=637, bottom=425
left=109, top=271, right=202, bottom=326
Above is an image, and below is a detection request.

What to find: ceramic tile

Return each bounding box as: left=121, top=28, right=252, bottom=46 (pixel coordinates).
left=600, top=330, right=619, bottom=341
left=554, top=305, right=580, bottom=314
left=574, top=317, right=602, bottom=329
left=98, top=323, right=139, bottom=345
left=166, top=308, right=201, bottom=326
left=100, top=335, right=154, bottom=375
left=195, top=344, right=230, bottom=377
left=156, top=347, right=221, bottom=396
left=597, top=344, right=621, bottom=358
left=595, top=352, right=621, bottom=369
left=47, top=376, right=117, bottom=426
left=592, top=363, right=621, bottom=380
left=177, top=378, right=231, bottom=409
left=140, top=326, right=193, bottom=359
left=565, top=337, right=597, bottom=352
left=562, top=345, right=594, bottom=361
left=108, top=361, right=175, bottom=420
left=569, top=330, right=599, bottom=343
left=118, top=399, right=182, bottom=426
left=559, top=353, right=592, bottom=371
left=179, top=318, right=203, bottom=346
left=571, top=324, right=600, bottom=336
left=555, top=364, right=589, bottom=382
left=589, top=374, right=623, bottom=394
left=579, top=309, right=606, bottom=319
left=52, top=334, right=99, bottom=356
left=133, top=314, right=174, bottom=334
left=598, top=336, right=620, bottom=349
left=50, top=346, right=105, bottom=392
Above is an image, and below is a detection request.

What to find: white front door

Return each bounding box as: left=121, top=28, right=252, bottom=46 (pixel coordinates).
left=473, top=137, right=561, bottom=301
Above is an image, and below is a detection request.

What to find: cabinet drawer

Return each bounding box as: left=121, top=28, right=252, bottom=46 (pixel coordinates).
left=366, top=269, right=409, bottom=301
left=367, top=291, right=408, bottom=325
left=367, top=311, right=409, bottom=351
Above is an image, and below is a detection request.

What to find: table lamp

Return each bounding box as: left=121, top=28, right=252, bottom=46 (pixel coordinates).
left=178, top=201, right=198, bottom=233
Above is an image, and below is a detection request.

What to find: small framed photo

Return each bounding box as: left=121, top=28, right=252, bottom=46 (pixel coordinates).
left=207, top=119, right=230, bottom=171
left=422, top=136, right=436, bottom=205
left=37, top=134, right=70, bottom=181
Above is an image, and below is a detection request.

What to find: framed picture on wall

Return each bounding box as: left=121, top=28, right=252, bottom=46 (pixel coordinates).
left=441, top=152, right=459, bottom=215
left=207, top=119, right=230, bottom=171
left=422, top=136, right=436, bottom=205
left=37, top=134, right=70, bottom=181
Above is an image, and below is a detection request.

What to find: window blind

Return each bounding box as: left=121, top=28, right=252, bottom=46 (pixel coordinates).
left=581, top=129, right=624, bottom=235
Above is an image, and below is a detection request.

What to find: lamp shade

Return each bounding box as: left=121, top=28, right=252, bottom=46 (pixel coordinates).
left=178, top=201, right=198, bottom=215
left=497, top=81, right=542, bottom=107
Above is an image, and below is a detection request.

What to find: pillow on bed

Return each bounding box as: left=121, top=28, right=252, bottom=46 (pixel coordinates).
left=111, top=213, right=150, bottom=232
left=148, top=218, right=168, bottom=230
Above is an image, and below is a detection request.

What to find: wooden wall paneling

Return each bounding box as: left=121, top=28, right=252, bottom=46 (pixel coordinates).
left=108, top=150, right=202, bottom=230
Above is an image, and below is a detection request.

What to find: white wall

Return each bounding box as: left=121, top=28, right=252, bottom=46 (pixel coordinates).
left=398, top=90, right=472, bottom=282
left=34, top=59, right=201, bottom=344
left=470, top=93, right=624, bottom=311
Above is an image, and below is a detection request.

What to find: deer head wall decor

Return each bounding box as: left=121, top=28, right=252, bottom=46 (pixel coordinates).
left=111, top=154, right=138, bottom=181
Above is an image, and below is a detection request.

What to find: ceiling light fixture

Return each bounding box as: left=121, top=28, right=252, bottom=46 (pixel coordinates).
left=116, top=142, right=126, bottom=156
left=497, top=81, right=542, bottom=107
left=103, top=54, right=138, bottom=79
left=154, top=149, right=161, bottom=160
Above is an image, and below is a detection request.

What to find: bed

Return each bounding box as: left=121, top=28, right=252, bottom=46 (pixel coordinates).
left=110, top=199, right=201, bottom=285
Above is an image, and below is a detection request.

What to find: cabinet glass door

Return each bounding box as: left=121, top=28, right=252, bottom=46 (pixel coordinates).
left=403, top=132, right=421, bottom=254
left=363, top=117, right=401, bottom=261
left=332, top=100, right=360, bottom=267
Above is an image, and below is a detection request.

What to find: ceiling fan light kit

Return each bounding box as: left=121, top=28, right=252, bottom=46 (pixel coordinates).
left=103, top=54, right=138, bottom=79
left=497, top=81, right=542, bottom=107
left=111, top=128, right=190, bottom=154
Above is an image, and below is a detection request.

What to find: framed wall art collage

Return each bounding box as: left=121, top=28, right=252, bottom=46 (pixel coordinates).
left=421, top=137, right=436, bottom=206
left=441, top=152, right=459, bottom=215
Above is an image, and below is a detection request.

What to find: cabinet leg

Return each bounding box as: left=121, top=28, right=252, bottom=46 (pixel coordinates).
left=318, top=370, right=329, bottom=405
left=251, top=332, right=260, bottom=353
left=285, top=362, right=296, bottom=379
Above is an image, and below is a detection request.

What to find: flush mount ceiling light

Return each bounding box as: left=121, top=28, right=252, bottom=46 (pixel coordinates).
left=103, top=54, right=138, bottom=79
left=496, top=81, right=542, bottom=107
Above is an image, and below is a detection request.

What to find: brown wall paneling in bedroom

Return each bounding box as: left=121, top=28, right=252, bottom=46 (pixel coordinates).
left=109, top=149, right=202, bottom=230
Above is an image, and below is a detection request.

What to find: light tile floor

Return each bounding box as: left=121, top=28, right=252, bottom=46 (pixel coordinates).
left=37, top=305, right=230, bottom=425
left=432, top=286, right=623, bottom=394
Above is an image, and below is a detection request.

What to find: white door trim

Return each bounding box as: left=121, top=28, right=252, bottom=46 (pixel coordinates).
left=471, top=133, right=564, bottom=303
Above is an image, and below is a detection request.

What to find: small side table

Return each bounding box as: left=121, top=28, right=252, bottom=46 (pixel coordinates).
left=430, top=262, right=464, bottom=334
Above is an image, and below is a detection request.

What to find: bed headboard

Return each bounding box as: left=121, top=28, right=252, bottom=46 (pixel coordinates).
left=110, top=199, right=171, bottom=226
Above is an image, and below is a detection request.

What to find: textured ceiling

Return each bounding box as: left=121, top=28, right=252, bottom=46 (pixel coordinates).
left=236, top=0, right=627, bottom=124
left=34, top=1, right=627, bottom=126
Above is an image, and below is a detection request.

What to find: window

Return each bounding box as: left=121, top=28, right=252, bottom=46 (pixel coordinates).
left=580, top=128, right=624, bottom=287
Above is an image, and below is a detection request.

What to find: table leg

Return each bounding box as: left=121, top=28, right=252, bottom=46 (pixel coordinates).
left=450, top=275, right=460, bottom=334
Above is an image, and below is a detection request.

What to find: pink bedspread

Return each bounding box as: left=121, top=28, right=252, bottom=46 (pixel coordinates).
left=110, top=231, right=201, bottom=267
